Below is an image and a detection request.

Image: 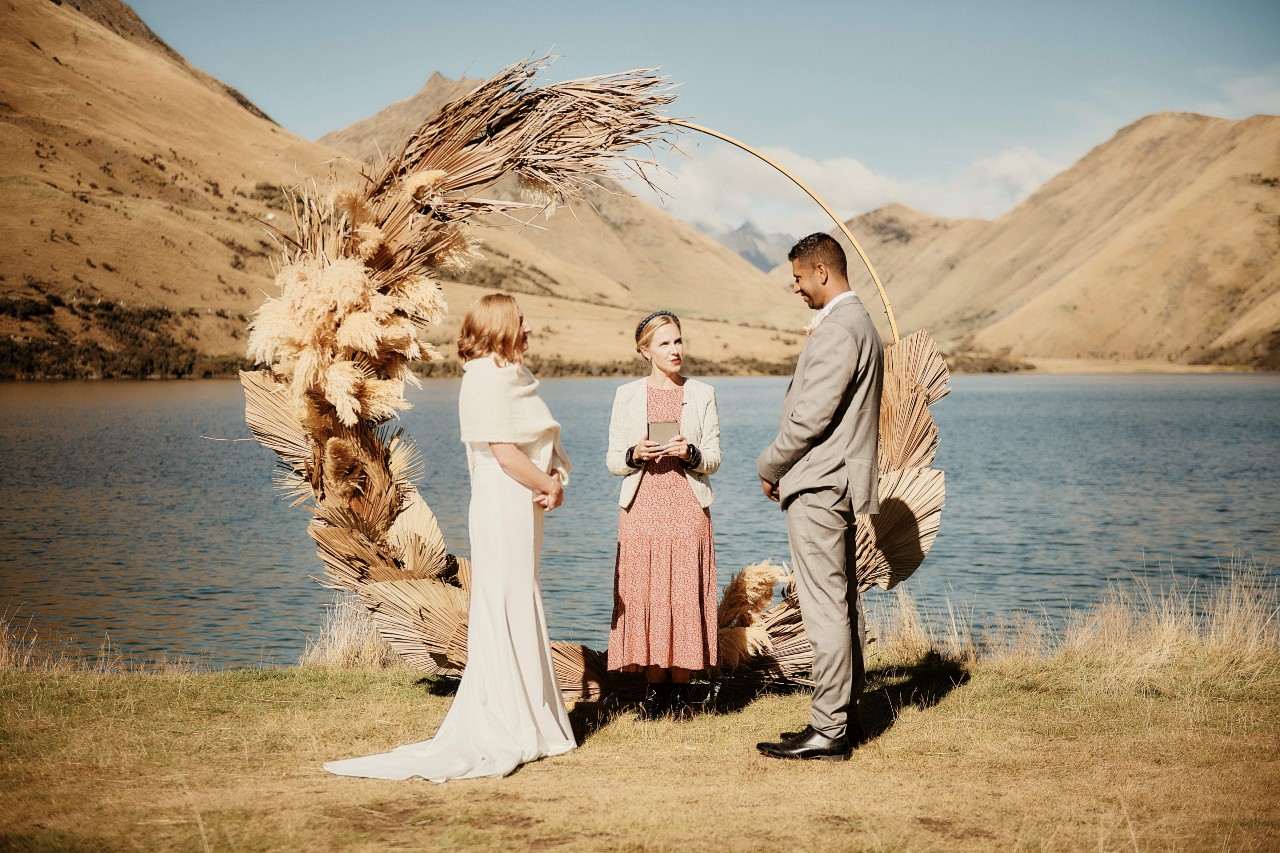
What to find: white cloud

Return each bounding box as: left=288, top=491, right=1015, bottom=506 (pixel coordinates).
left=622, top=62, right=1279, bottom=237
left=929, top=147, right=1064, bottom=219
left=1192, top=66, right=1280, bottom=118
left=622, top=141, right=1063, bottom=234
left=1215, top=65, right=1280, bottom=115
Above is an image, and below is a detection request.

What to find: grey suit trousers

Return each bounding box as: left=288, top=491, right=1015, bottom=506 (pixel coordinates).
left=787, top=487, right=865, bottom=738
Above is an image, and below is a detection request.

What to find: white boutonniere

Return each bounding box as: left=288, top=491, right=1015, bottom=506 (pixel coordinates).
left=802, top=292, right=854, bottom=336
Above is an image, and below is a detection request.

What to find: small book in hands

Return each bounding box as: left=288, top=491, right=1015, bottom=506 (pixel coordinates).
left=647, top=420, right=680, bottom=446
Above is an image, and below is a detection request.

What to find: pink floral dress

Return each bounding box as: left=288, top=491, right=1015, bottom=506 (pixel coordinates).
left=608, top=386, right=718, bottom=672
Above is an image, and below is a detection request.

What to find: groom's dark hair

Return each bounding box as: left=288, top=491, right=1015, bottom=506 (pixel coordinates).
left=788, top=233, right=847, bottom=279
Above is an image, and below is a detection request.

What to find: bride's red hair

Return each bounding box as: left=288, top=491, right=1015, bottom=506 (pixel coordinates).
left=457, top=293, right=523, bottom=365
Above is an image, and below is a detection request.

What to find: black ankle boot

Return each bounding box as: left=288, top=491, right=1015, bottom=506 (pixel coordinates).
left=637, top=682, right=670, bottom=720
left=669, top=683, right=694, bottom=720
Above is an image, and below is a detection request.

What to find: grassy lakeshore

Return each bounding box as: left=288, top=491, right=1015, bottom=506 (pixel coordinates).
left=2, top=573, right=1277, bottom=852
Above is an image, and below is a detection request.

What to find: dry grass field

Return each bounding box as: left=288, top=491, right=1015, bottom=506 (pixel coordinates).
left=3, top=568, right=1277, bottom=852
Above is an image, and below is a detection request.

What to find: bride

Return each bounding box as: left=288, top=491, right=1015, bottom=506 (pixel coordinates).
left=325, top=293, right=576, bottom=781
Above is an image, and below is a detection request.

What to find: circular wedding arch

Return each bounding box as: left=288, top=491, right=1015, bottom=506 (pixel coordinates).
left=241, top=70, right=947, bottom=695
left=668, top=119, right=901, bottom=345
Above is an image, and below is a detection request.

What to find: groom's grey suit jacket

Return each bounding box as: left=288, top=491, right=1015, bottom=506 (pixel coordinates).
left=757, top=293, right=883, bottom=514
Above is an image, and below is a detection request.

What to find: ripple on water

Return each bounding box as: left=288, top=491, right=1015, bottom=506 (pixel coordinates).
left=1, top=374, right=1277, bottom=666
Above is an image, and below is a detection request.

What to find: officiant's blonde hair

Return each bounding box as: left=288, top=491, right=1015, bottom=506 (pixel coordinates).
left=636, top=311, right=681, bottom=355
left=458, top=294, right=523, bottom=365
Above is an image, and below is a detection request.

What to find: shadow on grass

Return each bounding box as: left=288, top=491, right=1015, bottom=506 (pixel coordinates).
left=567, top=676, right=742, bottom=745
left=414, top=675, right=459, bottom=697
left=568, top=677, right=808, bottom=745
left=417, top=653, right=968, bottom=746
left=861, top=651, right=970, bottom=739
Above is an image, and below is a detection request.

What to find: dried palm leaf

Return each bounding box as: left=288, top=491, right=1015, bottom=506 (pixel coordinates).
left=363, top=59, right=674, bottom=225
left=550, top=642, right=610, bottom=701
left=266, top=57, right=678, bottom=296
left=241, top=370, right=309, bottom=473
left=878, top=373, right=939, bottom=474
left=386, top=432, right=425, bottom=492
left=452, top=555, right=472, bottom=591
left=855, top=466, right=946, bottom=591
left=385, top=489, right=449, bottom=579
left=308, top=518, right=404, bottom=592
left=358, top=577, right=470, bottom=676
left=884, top=329, right=951, bottom=404
left=434, top=554, right=472, bottom=592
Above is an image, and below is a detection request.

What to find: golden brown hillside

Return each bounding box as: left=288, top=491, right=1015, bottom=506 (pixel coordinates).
left=802, top=113, right=1280, bottom=369
left=0, top=0, right=348, bottom=377
left=0, top=0, right=809, bottom=377
left=317, top=72, right=484, bottom=164
left=318, top=74, right=812, bottom=369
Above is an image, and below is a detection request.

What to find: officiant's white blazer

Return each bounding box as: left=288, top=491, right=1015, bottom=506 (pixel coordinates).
left=605, top=377, right=721, bottom=509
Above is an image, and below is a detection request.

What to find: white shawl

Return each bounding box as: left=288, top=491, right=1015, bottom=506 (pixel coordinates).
left=458, top=355, right=571, bottom=481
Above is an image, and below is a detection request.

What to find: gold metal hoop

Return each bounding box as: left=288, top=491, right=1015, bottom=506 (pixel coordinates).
left=668, top=119, right=900, bottom=344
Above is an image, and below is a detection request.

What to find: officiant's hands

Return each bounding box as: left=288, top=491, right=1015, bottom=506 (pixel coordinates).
left=664, top=434, right=691, bottom=461
left=631, top=437, right=664, bottom=462
left=633, top=435, right=690, bottom=461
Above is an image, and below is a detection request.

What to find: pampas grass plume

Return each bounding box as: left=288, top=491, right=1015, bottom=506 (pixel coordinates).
left=718, top=627, right=750, bottom=669
left=333, top=188, right=373, bottom=226
left=279, top=258, right=323, bottom=318
left=421, top=227, right=476, bottom=273
left=352, top=225, right=385, bottom=260
left=325, top=360, right=366, bottom=426
left=402, top=170, right=448, bottom=202
left=360, top=378, right=408, bottom=422
left=335, top=311, right=382, bottom=357
left=396, top=276, right=447, bottom=324
left=378, top=316, right=419, bottom=356
left=368, top=293, right=399, bottom=321
left=718, top=561, right=787, bottom=629
left=323, top=436, right=365, bottom=500
left=247, top=296, right=300, bottom=366
left=291, top=347, right=325, bottom=400
left=717, top=624, right=775, bottom=670
left=321, top=258, right=374, bottom=319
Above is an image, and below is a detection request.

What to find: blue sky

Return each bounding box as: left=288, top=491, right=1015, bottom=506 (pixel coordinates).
left=129, top=0, right=1280, bottom=233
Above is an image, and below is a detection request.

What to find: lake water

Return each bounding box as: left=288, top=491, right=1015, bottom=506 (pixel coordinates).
left=1, top=373, right=1277, bottom=667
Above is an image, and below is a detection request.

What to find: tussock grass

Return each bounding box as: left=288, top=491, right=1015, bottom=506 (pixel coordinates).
left=298, top=593, right=402, bottom=671
left=966, top=559, right=1280, bottom=703
left=2, top=564, right=1277, bottom=851
left=0, top=607, right=205, bottom=676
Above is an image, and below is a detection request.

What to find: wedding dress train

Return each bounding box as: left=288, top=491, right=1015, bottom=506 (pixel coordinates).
left=324, top=438, right=576, bottom=782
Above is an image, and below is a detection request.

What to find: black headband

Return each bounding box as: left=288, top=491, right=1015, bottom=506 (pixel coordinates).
left=635, top=310, right=677, bottom=342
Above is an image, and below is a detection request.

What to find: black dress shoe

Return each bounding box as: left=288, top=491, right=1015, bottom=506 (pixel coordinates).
left=757, top=725, right=852, bottom=761
left=781, top=719, right=866, bottom=744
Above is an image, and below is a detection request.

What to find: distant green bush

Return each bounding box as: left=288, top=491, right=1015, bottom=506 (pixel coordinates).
left=249, top=182, right=289, bottom=211
left=0, top=298, right=253, bottom=379
left=0, top=296, right=55, bottom=320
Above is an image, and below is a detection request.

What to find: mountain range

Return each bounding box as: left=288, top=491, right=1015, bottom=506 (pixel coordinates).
left=0, top=0, right=807, bottom=378
left=772, top=112, right=1280, bottom=368
left=2, top=0, right=1276, bottom=377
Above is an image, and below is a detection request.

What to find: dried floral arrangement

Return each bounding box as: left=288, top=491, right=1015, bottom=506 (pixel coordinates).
left=240, top=57, right=948, bottom=702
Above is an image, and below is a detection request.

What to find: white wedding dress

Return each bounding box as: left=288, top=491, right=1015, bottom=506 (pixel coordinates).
left=324, top=432, right=576, bottom=782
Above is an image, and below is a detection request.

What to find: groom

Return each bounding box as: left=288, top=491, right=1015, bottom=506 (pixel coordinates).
left=756, top=232, right=884, bottom=761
